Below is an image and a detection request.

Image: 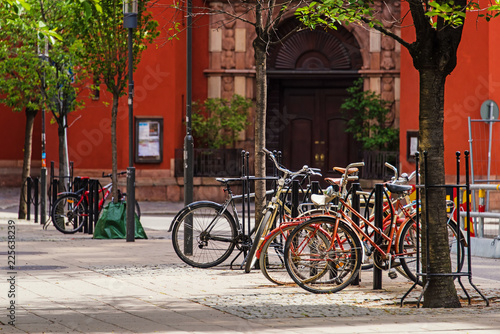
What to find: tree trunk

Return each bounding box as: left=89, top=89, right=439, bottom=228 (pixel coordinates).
left=18, top=108, right=38, bottom=219
left=419, top=68, right=461, bottom=308
left=253, top=36, right=267, bottom=225
left=57, top=115, right=70, bottom=192
left=111, top=94, right=119, bottom=203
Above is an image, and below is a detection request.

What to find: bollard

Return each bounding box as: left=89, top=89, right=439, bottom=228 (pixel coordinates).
left=93, top=180, right=100, bottom=231
left=292, top=180, right=299, bottom=218
left=241, top=150, right=247, bottom=237
left=311, top=181, right=320, bottom=195
left=351, top=183, right=362, bottom=285
left=51, top=178, right=59, bottom=214
left=34, top=177, right=39, bottom=224
left=373, top=183, right=384, bottom=289
left=87, top=180, right=94, bottom=234
left=126, top=167, right=136, bottom=242
left=26, top=177, right=32, bottom=221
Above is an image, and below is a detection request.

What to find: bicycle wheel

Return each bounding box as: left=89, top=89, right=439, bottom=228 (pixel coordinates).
left=121, top=194, right=141, bottom=219
left=171, top=202, right=237, bottom=268
left=259, top=223, right=330, bottom=285
left=51, top=193, right=87, bottom=234
left=284, top=216, right=363, bottom=294
left=244, top=209, right=275, bottom=273
left=397, top=216, right=465, bottom=283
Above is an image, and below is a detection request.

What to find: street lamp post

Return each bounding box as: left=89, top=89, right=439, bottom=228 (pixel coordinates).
left=124, top=0, right=138, bottom=242
left=38, top=38, right=49, bottom=227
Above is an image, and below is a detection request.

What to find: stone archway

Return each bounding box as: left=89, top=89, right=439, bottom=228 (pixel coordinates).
left=266, top=19, right=363, bottom=174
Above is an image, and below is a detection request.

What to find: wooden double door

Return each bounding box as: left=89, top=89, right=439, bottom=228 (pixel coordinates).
left=279, top=86, right=359, bottom=177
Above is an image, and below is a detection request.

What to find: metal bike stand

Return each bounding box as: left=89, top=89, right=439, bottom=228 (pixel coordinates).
left=350, top=183, right=362, bottom=286
left=229, top=151, right=250, bottom=269
left=400, top=151, right=489, bottom=307
left=230, top=150, right=281, bottom=270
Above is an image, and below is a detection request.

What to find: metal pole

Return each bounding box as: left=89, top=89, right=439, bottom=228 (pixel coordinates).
left=486, top=102, right=494, bottom=211
left=126, top=26, right=136, bottom=242
left=468, top=117, right=478, bottom=234
left=373, top=183, right=383, bottom=289
left=183, top=0, right=194, bottom=254
left=40, top=40, right=48, bottom=226
left=41, top=110, right=47, bottom=225
left=351, top=183, right=361, bottom=286
left=184, top=0, right=193, bottom=207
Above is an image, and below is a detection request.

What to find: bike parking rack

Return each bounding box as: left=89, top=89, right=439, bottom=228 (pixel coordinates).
left=49, top=161, right=74, bottom=215
left=400, top=151, right=489, bottom=307
left=229, top=150, right=280, bottom=269
left=23, top=176, right=39, bottom=223
left=69, top=177, right=102, bottom=235
left=230, top=150, right=317, bottom=270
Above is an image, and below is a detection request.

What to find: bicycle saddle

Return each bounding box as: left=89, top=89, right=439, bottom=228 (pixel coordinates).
left=325, top=178, right=342, bottom=185
left=386, top=183, right=413, bottom=194
left=311, top=193, right=337, bottom=206
left=215, top=177, right=241, bottom=184
left=333, top=167, right=359, bottom=175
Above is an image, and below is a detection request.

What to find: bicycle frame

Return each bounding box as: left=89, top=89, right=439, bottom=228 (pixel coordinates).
left=331, top=192, right=415, bottom=263
left=65, top=182, right=112, bottom=218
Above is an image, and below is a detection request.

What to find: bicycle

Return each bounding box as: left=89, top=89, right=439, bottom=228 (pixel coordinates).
left=243, top=148, right=324, bottom=273
left=326, top=163, right=465, bottom=282
left=168, top=177, right=255, bottom=268
left=169, top=151, right=322, bottom=269
left=49, top=171, right=141, bottom=234
left=256, top=162, right=389, bottom=285
left=283, top=161, right=466, bottom=293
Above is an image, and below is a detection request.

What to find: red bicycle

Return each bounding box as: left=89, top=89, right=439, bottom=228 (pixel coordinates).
left=49, top=172, right=140, bottom=234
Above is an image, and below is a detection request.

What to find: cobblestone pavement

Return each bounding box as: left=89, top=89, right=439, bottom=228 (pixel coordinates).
left=1, top=186, right=500, bottom=333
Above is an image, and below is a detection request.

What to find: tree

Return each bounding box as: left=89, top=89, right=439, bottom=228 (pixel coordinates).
left=0, top=0, right=98, bottom=218
left=171, top=0, right=309, bottom=222
left=296, top=0, right=500, bottom=307
left=75, top=0, right=159, bottom=201
left=0, top=11, right=40, bottom=218
left=38, top=0, right=92, bottom=191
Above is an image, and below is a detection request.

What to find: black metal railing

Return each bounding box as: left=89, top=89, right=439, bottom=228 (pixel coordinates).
left=362, top=150, right=399, bottom=180
left=175, top=148, right=244, bottom=177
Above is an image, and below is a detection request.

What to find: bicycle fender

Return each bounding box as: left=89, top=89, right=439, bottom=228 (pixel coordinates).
left=313, top=216, right=365, bottom=262
left=339, top=218, right=365, bottom=262
left=167, top=201, right=223, bottom=232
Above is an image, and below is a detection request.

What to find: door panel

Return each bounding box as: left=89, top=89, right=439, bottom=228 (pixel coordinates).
left=281, top=86, right=357, bottom=176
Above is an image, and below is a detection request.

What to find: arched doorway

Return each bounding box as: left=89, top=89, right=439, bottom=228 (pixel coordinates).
left=267, top=19, right=363, bottom=176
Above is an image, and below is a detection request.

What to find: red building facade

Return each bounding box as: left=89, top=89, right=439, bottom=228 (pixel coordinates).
left=2, top=1, right=404, bottom=201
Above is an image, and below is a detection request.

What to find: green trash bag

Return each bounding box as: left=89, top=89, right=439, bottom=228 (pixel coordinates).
left=93, top=202, right=147, bottom=239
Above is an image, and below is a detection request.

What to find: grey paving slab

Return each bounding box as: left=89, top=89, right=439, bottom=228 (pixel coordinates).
left=1, top=210, right=500, bottom=333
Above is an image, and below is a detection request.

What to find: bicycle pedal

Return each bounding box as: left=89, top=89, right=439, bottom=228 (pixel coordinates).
left=388, top=269, right=398, bottom=279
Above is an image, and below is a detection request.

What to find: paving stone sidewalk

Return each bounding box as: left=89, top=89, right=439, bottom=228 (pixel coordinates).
left=0, top=186, right=499, bottom=333
left=0, top=215, right=499, bottom=334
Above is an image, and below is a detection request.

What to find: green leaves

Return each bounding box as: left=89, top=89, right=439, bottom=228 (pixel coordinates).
left=341, top=78, right=398, bottom=151
left=425, top=1, right=466, bottom=28
left=191, top=95, right=253, bottom=149
left=295, top=0, right=376, bottom=30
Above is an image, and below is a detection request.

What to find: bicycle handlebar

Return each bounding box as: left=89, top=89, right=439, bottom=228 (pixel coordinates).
left=385, top=163, right=418, bottom=187
left=102, top=171, right=127, bottom=178
left=262, top=148, right=322, bottom=178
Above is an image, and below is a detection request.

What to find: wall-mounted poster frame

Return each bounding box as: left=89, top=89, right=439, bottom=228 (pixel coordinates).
left=135, top=116, right=163, bottom=163
left=407, top=130, right=419, bottom=162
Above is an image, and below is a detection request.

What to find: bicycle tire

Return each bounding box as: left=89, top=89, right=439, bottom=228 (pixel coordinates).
left=244, top=209, right=275, bottom=273
left=51, top=193, right=87, bottom=234
left=171, top=202, right=237, bottom=268
left=284, top=216, right=363, bottom=294
left=259, top=223, right=330, bottom=285
left=397, top=216, right=466, bottom=284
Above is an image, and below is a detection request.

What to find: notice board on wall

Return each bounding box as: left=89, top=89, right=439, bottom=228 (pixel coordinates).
left=135, top=117, right=163, bottom=163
